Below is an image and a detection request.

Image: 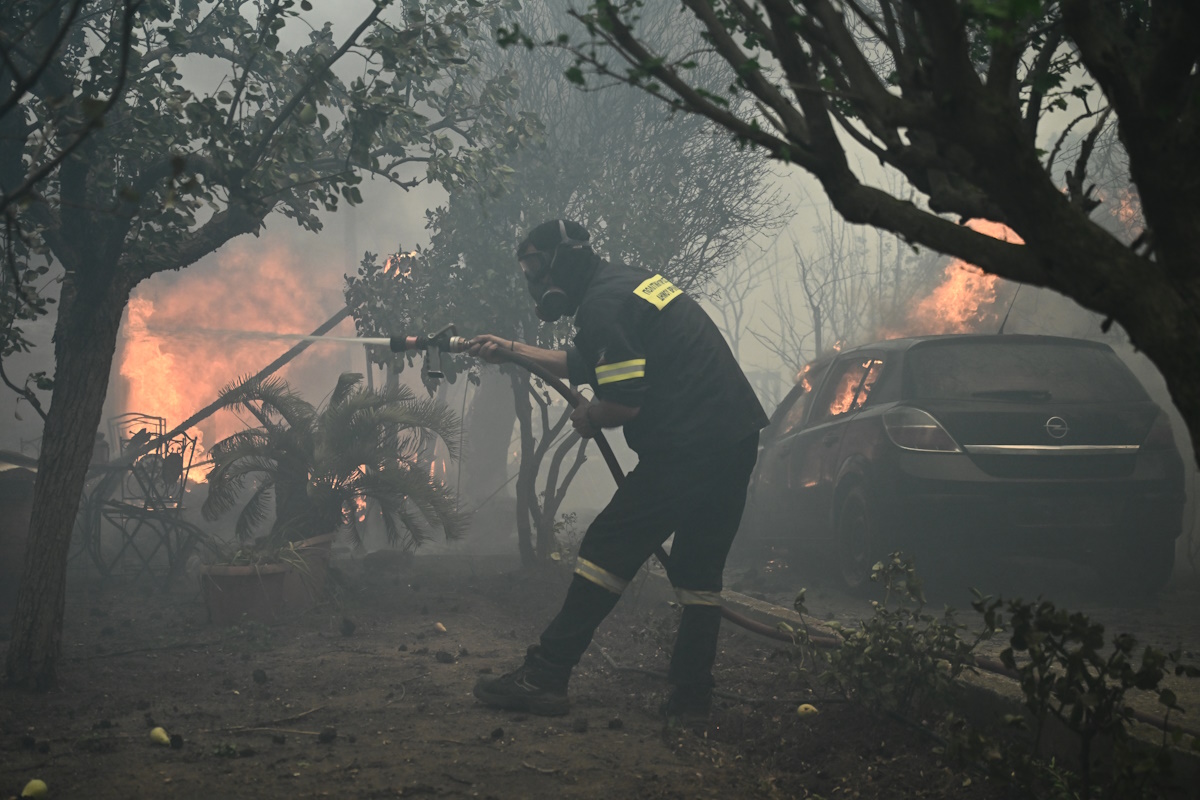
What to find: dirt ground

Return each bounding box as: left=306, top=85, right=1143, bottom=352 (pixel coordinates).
left=0, top=554, right=1026, bottom=800
left=729, top=549, right=1200, bottom=728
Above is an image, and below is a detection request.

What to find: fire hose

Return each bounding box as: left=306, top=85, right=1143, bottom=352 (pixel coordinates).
left=391, top=327, right=1197, bottom=739
left=388, top=325, right=804, bottom=645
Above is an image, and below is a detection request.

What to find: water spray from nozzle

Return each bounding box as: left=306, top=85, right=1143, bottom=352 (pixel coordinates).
left=296, top=335, right=393, bottom=346
left=140, top=324, right=472, bottom=379
left=140, top=327, right=396, bottom=348
left=278, top=326, right=471, bottom=379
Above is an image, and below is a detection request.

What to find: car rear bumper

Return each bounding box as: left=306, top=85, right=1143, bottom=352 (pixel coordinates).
left=883, top=492, right=1183, bottom=558
left=876, top=451, right=1185, bottom=558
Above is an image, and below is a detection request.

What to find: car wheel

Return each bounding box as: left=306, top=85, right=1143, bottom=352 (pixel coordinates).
left=1095, top=536, right=1175, bottom=597
left=835, top=485, right=877, bottom=593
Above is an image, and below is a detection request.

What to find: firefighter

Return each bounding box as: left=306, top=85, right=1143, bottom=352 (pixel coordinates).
left=467, top=219, right=767, bottom=724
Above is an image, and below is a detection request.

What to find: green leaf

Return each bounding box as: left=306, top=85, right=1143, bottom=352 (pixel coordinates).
left=80, top=97, right=108, bottom=120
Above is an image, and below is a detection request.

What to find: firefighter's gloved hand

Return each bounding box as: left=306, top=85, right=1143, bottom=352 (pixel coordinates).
left=571, top=402, right=601, bottom=440
left=467, top=334, right=513, bottom=365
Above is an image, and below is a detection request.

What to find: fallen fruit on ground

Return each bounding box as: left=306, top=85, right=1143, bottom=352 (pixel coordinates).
left=21, top=779, right=48, bottom=797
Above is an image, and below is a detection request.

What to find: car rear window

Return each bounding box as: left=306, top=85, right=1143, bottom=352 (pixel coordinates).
left=904, top=341, right=1149, bottom=403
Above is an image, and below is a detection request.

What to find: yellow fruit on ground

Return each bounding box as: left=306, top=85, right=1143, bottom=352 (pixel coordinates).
left=796, top=703, right=819, bottom=718
left=149, top=727, right=171, bottom=745
left=21, top=779, right=48, bottom=797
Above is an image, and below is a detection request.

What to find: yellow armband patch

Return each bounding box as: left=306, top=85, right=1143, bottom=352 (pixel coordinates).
left=633, top=274, right=681, bottom=309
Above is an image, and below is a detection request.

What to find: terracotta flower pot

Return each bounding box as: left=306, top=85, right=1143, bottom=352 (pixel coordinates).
left=200, top=533, right=338, bottom=625
left=199, top=563, right=289, bottom=626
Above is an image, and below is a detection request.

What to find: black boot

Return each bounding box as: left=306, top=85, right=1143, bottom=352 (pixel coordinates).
left=473, top=645, right=572, bottom=716
left=660, top=684, right=713, bottom=728
left=662, top=604, right=722, bottom=726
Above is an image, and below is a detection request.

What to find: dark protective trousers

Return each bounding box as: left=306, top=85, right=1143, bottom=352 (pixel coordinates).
left=538, top=432, right=760, bottom=689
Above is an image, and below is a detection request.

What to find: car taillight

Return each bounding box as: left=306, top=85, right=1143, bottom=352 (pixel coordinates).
left=883, top=407, right=961, bottom=453
left=1143, top=412, right=1175, bottom=449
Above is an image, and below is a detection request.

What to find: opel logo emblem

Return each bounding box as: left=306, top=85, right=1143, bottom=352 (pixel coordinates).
left=1044, top=416, right=1069, bottom=439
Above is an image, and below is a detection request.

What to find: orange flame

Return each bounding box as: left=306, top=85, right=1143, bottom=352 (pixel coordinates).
left=795, top=361, right=815, bottom=391
left=120, top=297, right=191, bottom=442
left=428, top=457, right=449, bottom=482
left=115, top=242, right=356, bottom=478
left=881, top=220, right=1020, bottom=339
left=829, top=358, right=883, bottom=417
left=385, top=251, right=419, bottom=278
left=1093, top=187, right=1143, bottom=242
left=1115, top=188, right=1143, bottom=237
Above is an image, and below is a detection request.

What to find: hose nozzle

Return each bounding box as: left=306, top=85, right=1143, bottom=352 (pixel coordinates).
left=388, top=324, right=468, bottom=378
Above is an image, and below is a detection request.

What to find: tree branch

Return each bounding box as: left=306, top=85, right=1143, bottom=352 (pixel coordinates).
left=0, top=0, right=142, bottom=216
left=1022, top=24, right=1066, bottom=141
left=0, top=358, right=47, bottom=422
left=1063, top=108, right=1111, bottom=214
left=131, top=199, right=263, bottom=280
left=0, top=0, right=87, bottom=122
left=244, top=1, right=389, bottom=175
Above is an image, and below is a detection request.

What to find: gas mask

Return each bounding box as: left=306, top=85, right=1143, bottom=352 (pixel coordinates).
left=519, top=250, right=566, bottom=321
left=520, top=221, right=592, bottom=322
left=529, top=275, right=574, bottom=322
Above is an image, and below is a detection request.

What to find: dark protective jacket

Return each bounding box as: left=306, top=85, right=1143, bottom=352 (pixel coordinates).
left=565, top=259, right=767, bottom=459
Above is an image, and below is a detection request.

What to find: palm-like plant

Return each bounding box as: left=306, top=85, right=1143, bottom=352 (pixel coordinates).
left=202, top=372, right=468, bottom=553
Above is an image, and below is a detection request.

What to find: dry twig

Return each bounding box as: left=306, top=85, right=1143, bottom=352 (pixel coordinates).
left=200, top=705, right=325, bottom=733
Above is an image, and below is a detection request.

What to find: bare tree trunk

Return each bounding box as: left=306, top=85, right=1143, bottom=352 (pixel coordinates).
left=1139, top=318, right=1200, bottom=468
left=460, top=370, right=516, bottom=506
left=535, top=433, right=587, bottom=555
left=509, top=371, right=536, bottom=567
left=525, top=393, right=574, bottom=561
left=6, top=270, right=130, bottom=689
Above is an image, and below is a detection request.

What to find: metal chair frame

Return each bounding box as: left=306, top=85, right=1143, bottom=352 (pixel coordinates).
left=73, top=414, right=206, bottom=586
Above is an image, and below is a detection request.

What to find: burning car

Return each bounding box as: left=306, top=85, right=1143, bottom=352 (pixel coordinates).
left=738, top=334, right=1186, bottom=594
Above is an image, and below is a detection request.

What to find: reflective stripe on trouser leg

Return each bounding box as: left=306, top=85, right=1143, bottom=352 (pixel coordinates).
left=539, top=574, right=624, bottom=667
left=575, top=558, right=630, bottom=594
left=667, top=604, right=723, bottom=689
left=674, top=588, right=723, bottom=606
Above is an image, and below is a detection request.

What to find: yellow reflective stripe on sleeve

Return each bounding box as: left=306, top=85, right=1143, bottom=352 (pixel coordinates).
left=633, top=274, right=681, bottom=309
left=575, top=558, right=629, bottom=595
left=674, top=588, right=724, bottom=606
left=595, top=358, right=646, bottom=385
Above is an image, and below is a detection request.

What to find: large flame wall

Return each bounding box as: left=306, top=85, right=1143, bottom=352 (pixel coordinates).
left=113, top=241, right=358, bottom=472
